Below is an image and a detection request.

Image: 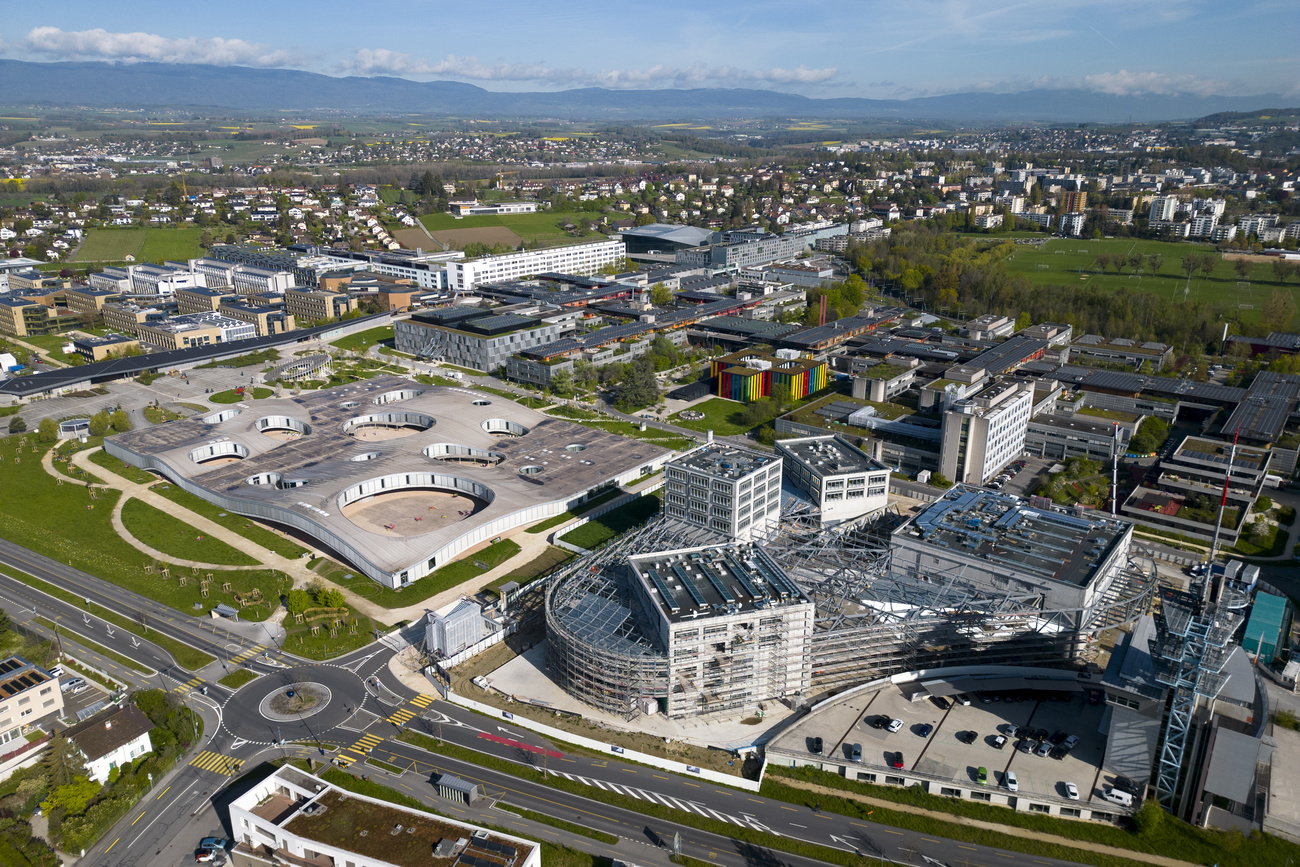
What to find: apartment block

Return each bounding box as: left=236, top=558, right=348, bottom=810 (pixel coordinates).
left=447, top=241, right=625, bottom=293
left=663, top=444, right=782, bottom=542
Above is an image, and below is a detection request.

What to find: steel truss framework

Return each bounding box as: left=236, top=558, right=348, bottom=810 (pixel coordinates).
left=544, top=504, right=1160, bottom=719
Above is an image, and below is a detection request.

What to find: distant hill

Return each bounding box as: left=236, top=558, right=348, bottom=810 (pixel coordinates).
left=0, top=59, right=1286, bottom=124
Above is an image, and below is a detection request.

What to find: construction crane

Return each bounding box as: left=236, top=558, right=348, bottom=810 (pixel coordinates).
left=494, top=170, right=520, bottom=189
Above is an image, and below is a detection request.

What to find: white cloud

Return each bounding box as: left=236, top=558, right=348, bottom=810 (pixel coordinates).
left=23, top=26, right=302, bottom=67
left=341, top=50, right=837, bottom=90
left=1081, top=69, right=1229, bottom=96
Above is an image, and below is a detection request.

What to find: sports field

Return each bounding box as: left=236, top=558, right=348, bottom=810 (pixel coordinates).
left=419, top=210, right=606, bottom=247
left=1004, top=238, right=1295, bottom=321
left=71, top=227, right=205, bottom=264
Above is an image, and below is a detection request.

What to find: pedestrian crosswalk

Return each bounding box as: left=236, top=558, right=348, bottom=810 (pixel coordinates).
left=229, top=644, right=266, bottom=665
left=191, top=751, right=244, bottom=776
left=173, top=677, right=204, bottom=695
left=554, top=772, right=774, bottom=833
left=387, top=707, right=417, bottom=727
left=410, top=693, right=435, bottom=709
left=335, top=732, right=385, bottom=767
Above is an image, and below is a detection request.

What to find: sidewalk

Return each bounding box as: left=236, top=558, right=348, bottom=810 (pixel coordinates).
left=774, top=776, right=1200, bottom=867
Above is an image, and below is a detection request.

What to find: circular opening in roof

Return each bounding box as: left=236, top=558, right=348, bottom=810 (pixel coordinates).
left=481, top=418, right=529, bottom=437
left=340, top=401, right=360, bottom=409
left=472, top=399, right=491, bottom=407
left=518, top=465, right=544, bottom=475
left=373, top=388, right=425, bottom=406
left=246, top=472, right=282, bottom=487
left=564, top=444, right=588, bottom=453
left=256, top=415, right=310, bottom=441
left=350, top=451, right=382, bottom=462
left=343, top=411, right=435, bottom=441
left=201, top=408, right=242, bottom=425
left=188, top=441, right=249, bottom=466
left=338, top=474, right=492, bottom=538
left=423, top=443, right=505, bottom=467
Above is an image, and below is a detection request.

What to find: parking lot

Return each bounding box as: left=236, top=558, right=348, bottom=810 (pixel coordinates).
left=785, top=683, right=1115, bottom=804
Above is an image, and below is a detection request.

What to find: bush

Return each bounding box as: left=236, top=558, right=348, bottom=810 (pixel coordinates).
left=37, top=418, right=56, bottom=443
left=7, top=416, right=25, bottom=434
left=1254, top=495, right=1273, bottom=513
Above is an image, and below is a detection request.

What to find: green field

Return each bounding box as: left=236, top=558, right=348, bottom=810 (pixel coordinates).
left=560, top=493, right=661, bottom=549
left=1004, top=238, right=1296, bottom=323
left=71, top=227, right=205, bottom=264
left=331, top=326, right=394, bottom=352
left=120, top=498, right=261, bottom=566
left=210, top=387, right=274, bottom=403
left=419, top=210, right=608, bottom=246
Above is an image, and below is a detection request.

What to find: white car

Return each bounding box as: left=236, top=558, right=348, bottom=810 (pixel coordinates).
left=886, top=718, right=904, bottom=733
left=1064, top=782, right=1079, bottom=800
left=1063, top=735, right=1080, bottom=749
left=1004, top=770, right=1019, bottom=792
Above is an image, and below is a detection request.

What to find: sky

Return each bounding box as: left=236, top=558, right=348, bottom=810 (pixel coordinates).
left=0, top=0, right=1296, bottom=100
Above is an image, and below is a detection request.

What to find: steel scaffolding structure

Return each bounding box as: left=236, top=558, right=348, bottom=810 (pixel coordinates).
left=544, top=506, right=1160, bottom=719
left=1150, top=582, right=1246, bottom=811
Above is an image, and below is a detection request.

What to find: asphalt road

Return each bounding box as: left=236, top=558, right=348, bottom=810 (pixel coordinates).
left=0, top=533, right=1106, bottom=867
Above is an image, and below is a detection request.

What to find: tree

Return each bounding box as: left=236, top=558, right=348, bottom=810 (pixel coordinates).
left=572, top=359, right=597, bottom=391
left=618, top=357, right=660, bottom=410
left=649, top=283, right=673, bottom=307
left=8, top=415, right=26, bottom=434
left=548, top=368, right=574, bottom=398
left=285, top=589, right=312, bottom=616
left=1263, top=290, right=1297, bottom=330
left=37, top=418, right=57, bottom=443
left=42, top=734, right=85, bottom=790
left=39, top=776, right=99, bottom=816
left=110, top=410, right=131, bottom=433
left=1130, top=417, right=1170, bottom=454
left=1234, top=258, right=1253, bottom=281
left=1144, top=253, right=1164, bottom=276
left=87, top=411, right=110, bottom=438
left=1014, top=311, right=1032, bottom=331
left=319, top=588, right=346, bottom=609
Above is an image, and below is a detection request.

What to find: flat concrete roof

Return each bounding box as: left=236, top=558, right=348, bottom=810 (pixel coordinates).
left=106, top=376, right=669, bottom=585
left=778, top=435, right=887, bottom=477
left=672, top=444, right=777, bottom=481
left=629, top=544, right=808, bottom=622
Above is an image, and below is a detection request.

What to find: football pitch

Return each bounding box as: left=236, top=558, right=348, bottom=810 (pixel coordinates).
left=1003, top=237, right=1293, bottom=321
left=71, top=227, right=205, bottom=264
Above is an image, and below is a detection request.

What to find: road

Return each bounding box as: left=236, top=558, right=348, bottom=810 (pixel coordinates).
left=0, top=530, right=1102, bottom=867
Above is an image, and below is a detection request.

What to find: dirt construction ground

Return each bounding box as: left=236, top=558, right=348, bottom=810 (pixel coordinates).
left=430, top=226, right=522, bottom=249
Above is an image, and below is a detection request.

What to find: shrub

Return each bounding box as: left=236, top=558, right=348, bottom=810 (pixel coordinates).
left=1254, top=495, right=1273, bottom=513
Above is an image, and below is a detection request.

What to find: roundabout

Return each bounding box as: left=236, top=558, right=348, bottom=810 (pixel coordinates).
left=222, top=663, right=369, bottom=745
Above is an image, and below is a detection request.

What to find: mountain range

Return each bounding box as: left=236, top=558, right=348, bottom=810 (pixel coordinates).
left=0, top=60, right=1286, bottom=124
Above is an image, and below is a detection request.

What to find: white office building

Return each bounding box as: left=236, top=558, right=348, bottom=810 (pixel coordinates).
left=663, top=444, right=782, bottom=542
left=939, top=375, right=1034, bottom=486
left=446, top=240, right=625, bottom=293
left=129, top=264, right=205, bottom=298
left=1148, top=196, right=1179, bottom=222
left=776, top=435, right=890, bottom=524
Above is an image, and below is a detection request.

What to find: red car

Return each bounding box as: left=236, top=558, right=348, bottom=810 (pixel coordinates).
left=890, top=752, right=905, bottom=769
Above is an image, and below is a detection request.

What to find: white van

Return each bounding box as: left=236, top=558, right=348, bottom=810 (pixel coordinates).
left=1102, top=786, right=1134, bottom=807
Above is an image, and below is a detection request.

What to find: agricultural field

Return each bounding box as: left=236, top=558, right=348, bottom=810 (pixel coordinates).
left=71, top=227, right=205, bottom=264
left=1004, top=238, right=1298, bottom=324
left=418, top=210, right=609, bottom=247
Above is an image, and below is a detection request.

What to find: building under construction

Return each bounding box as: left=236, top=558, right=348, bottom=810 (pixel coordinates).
left=545, top=484, right=1159, bottom=720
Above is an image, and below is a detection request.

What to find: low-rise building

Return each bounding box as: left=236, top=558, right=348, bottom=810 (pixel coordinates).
left=218, top=300, right=295, bottom=337
left=63, top=286, right=121, bottom=318
left=1070, top=335, right=1173, bottom=372
left=72, top=333, right=140, bottom=363
left=137, top=313, right=256, bottom=351
left=663, top=444, right=782, bottom=542
left=0, top=298, right=53, bottom=338
left=64, top=704, right=154, bottom=785
left=176, top=286, right=238, bottom=315
left=710, top=347, right=828, bottom=403
left=964, top=313, right=1014, bottom=341
left=447, top=240, right=625, bottom=293
left=395, top=308, right=562, bottom=373
left=284, top=287, right=359, bottom=324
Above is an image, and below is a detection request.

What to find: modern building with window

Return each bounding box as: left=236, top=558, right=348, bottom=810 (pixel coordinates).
left=775, top=435, right=890, bottom=524
left=72, top=333, right=140, bottom=363
left=137, top=313, right=256, bottom=350
left=446, top=241, right=625, bottom=293
left=284, top=287, right=360, bottom=324
left=425, top=599, right=485, bottom=658
left=663, top=444, right=782, bottom=542
left=938, top=376, right=1034, bottom=485
left=710, top=348, right=828, bottom=403
left=394, top=308, right=562, bottom=373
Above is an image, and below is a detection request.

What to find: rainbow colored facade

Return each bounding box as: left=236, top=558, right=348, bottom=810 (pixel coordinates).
left=710, top=349, right=829, bottom=403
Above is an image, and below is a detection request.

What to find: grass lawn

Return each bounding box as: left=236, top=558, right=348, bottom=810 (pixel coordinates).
left=560, top=493, right=661, bottom=549
left=88, top=447, right=156, bottom=485
left=150, top=483, right=311, bottom=559
left=210, top=387, right=273, bottom=403
left=70, top=228, right=146, bottom=262
left=0, top=439, right=287, bottom=624
left=313, top=539, right=522, bottom=609
left=412, top=373, right=462, bottom=387
left=176, top=402, right=210, bottom=413
left=283, top=609, right=377, bottom=660
left=143, top=406, right=182, bottom=424
left=669, top=396, right=755, bottom=436
left=138, top=227, right=205, bottom=263
left=419, top=210, right=610, bottom=246
left=15, top=333, right=75, bottom=357
left=218, top=668, right=258, bottom=689
left=120, top=498, right=261, bottom=566
left=525, top=488, right=625, bottom=534
left=488, top=546, right=573, bottom=592
left=331, top=326, right=394, bottom=353
left=1003, top=237, right=1298, bottom=326
left=573, top=416, right=697, bottom=451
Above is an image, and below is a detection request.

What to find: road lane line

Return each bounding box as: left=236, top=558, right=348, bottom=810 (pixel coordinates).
left=130, top=811, right=146, bottom=826
left=129, top=780, right=197, bottom=847
left=105, top=837, right=119, bottom=852
left=155, top=786, right=170, bottom=799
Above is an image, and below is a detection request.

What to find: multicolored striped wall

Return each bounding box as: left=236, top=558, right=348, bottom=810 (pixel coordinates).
left=711, top=351, right=828, bottom=403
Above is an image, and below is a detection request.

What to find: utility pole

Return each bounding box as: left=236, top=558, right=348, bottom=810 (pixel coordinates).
left=1111, top=422, right=1120, bottom=516
left=1208, top=420, right=1241, bottom=567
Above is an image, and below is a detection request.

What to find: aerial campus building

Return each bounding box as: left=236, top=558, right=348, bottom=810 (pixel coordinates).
left=775, top=434, right=891, bottom=525
left=545, top=470, right=1157, bottom=719
left=105, top=376, right=672, bottom=587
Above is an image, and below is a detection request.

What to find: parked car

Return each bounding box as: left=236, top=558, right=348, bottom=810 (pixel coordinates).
left=200, top=839, right=230, bottom=851
left=992, top=735, right=1007, bottom=750
left=930, top=696, right=950, bottom=710
left=917, top=723, right=933, bottom=738
left=869, top=714, right=888, bottom=729
left=1112, top=776, right=1141, bottom=796
left=999, top=724, right=1017, bottom=736
left=810, top=736, right=823, bottom=754
left=959, top=730, right=977, bottom=744
left=890, top=752, right=905, bottom=769
left=1049, top=730, right=1068, bottom=746
left=1004, top=770, right=1019, bottom=792
left=977, top=766, right=988, bottom=785
left=195, top=852, right=217, bottom=864
left=1088, top=690, right=1103, bottom=705
left=1064, top=782, right=1079, bottom=800
left=954, top=693, right=972, bottom=706
left=1016, top=738, right=1033, bottom=753
left=850, top=743, right=862, bottom=761
left=1102, top=786, right=1134, bottom=807
left=60, top=678, right=85, bottom=694
left=1063, top=735, right=1080, bottom=750
left=886, top=718, right=904, bottom=733
left=1036, top=741, right=1052, bottom=757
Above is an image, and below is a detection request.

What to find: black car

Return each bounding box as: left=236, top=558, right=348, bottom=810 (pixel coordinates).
left=1035, top=728, right=1050, bottom=742
left=930, top=695, right=951, bottom=710
left=869, top=714, right=888, bottom=729
left=1049, top=730, right=1068, bottom=746
left=810, top=736, right=823, bottom=754
left=1113, top=776, right=1141, bottom=795
left=959, top=730, right=977, bottom=744
left=1050, top=746, right=1069, bottom=760
left=1015, top=726, right=1033, bottom=739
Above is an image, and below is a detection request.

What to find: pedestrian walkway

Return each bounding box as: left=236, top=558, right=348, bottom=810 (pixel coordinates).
left=773, top=776, right=1201, bottom=867
left=190, top=750, right=244, bottom=776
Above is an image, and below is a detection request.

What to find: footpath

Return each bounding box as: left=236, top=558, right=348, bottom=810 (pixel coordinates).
left=774, top=776, right=1200, bottom=867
